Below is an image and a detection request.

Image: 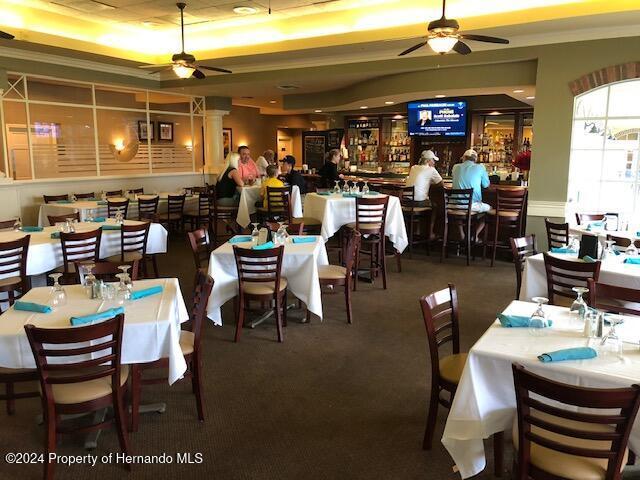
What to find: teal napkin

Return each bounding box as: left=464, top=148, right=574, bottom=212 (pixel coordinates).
left=101, top=224, right=121, bottom=230
left=97, top=201, right=108, bottom=206
left=538, top=347, right=597, bottom=363
left=229, top=236, right=252, bottom=244
left=91, top=217, right=106, bottom=223
left=317, top=191, right=332, bottom=196
left=50, top=232, right=60, bottom=239
left=498, top=313, right=553, bottom=328
left=551, top=247, right=576, bottom=254
left=292, top=236, right=316, bottom=244
left=70, top=307, right=124, bottom=326
left=56, top=200, right=73, bottom=204
left=130, top=285, right=163, bottom=300
left=14, top=301, right=52, bottom=314
left=87, top=197, right=99, bottom=202
left=20, top=226, right=43, bottom=232
left=342, top=193, right=361, bottom=198
left=582, top=255, right=597, bottom=263
left=624, top=257, right=640, bottom=264
left=253, top=241, right=275, bottom=250
left=365, top=191, right=379, bottom=195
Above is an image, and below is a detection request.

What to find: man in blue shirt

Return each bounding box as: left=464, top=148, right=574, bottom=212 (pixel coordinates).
left=451, top=149, right=491, bottom=240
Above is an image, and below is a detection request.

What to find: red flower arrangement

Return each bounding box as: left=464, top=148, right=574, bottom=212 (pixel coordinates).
left=513, top=150, right=531, bottom=171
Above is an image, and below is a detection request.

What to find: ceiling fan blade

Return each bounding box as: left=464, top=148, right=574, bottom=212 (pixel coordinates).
left=198, top=65, right=233, bottom=74
left=452, top=40, right=471, bottom=55
left=0, top=31, right=15, bottom=40
left=399, top=41, right=428, bottom=56
left=147, top=67, right=172, bottom=74
left=459, top=34, right=509, bottom=44
left=139, top=63, right=173, bottom=69
left=192, top=69, right=205, bottom=79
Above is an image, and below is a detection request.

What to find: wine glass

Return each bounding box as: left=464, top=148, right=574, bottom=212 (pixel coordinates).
left=570, top=286, right=589, bottom=328
left=48, top=273, right=67, bottom=309
left=600, top=314, right=623, bottom=357
left=13, top=217, right=22, bottom=231
left=333, top=180, right=341, bottom=194
left=86, top=208, right=94, bottom=223
left=625, top=242, right=639, bottom=257
left=70, top=194, right=77, bottom=202
left=350, top=182, right=359, bottom=195
left=362, top=181, right=370, bottom=195
left=529, top=297, right=549, bottom=336
left=115, top=211, right=124, bottom=224
left=251, top=222, right=260, bottom=244
left=568, top=234, right=580, bottom=252
left=117, top=265, right=132, bottom=290
left=100, top=191, right=107, bottom=201
left=342, top=181, right=350, bottom=193
left=115, top=274, right=129, bottom=305
left=601, top=240, right=616, bottom=261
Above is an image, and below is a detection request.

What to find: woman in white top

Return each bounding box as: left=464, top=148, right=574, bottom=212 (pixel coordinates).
left=255, top=155, right=269, bottom=177
left=405, top=150, right=443, bottom=206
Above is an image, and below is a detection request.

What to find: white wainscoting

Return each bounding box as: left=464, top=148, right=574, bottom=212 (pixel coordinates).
left=527, top=200, right=566, bottom=218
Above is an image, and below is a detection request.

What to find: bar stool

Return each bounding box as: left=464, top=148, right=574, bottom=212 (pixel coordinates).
left=483, top=188, right=527, bottom=266
left=208, top=187, right=238, bottom=247
left=400, top=186, right=431, bottom=257
left=441, top=188, right=483, bottom=266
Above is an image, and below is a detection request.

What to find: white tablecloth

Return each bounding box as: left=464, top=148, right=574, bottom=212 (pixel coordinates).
left=38, top=193, right=199, bottom=226
left=0, top=219, right=167, bottom=276
left=235, top=185, right=302, bottom=229
left=0, top=278, right=189, bottom=384
left=442, top=300, right=640, bottom=479
left=519, top=252, right=640, bottom=301
left=303, top=193, right=408, bottom=253
left=206, top=235, right=329, bottom=325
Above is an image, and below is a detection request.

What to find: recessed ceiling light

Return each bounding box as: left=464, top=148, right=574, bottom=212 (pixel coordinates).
left=233, top=6, right=258, bottom=15
left=384, top=101, right=395, bottom=105
left=269, top=100, right=277, bottom=104
left=360, top=106, right=368, bottom=109
left=513, top=89, right=525, bottom=93
left=314, top=109, right=323, bottom=113
left=489, top=111, right=502, bottom=116
left=526, top=96, right=535, bottom=100
left=435, top=94, right=446, bottom=98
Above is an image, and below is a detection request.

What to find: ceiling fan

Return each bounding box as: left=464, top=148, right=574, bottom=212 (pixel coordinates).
left=398, top=0, right=509, bottom=57
left=0, top=31, right=15, bottom=40
left=138, top=2, right=231, bottom=79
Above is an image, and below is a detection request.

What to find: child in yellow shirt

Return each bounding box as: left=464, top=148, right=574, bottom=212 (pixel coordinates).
left=260, top=164, right=285, bottom=209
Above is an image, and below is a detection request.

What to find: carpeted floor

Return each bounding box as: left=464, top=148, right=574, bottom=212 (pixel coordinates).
left=1, top=234, right=519, bottom=480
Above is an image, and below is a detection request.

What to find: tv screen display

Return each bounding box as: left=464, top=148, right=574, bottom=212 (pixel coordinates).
left=407, top=100, right=467, bottom=137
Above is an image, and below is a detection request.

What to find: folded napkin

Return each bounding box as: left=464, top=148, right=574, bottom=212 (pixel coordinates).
left=253, top=241, right=275, bottom=250
left=20, top=226, right=43, bottom=232
left=538, top=347, right=597, bottom=363
left=551, top=247, right=576, bottom=254
left=342, top=193, right=361, bottom=198
left=90, top=217, right=106, bottom=223
left=50, top=232, right=60, bottom=239
left=582, top=255, right=597, bottom=263
left=624, top=257, right=640, bottom=264
left=56, top=200, right=73, bottom=204
left=229, top=236, right=252, bottom=244
left=14, top=301, right=52, bottom=314
left=292, top=236, right=316, bottom=244
left=130, top=285, right=163, bottom=300
left=101, top=224, right=121, bottom=230
left=498, top=313, right=553, bottom=328
left=364, top=191, right=379, bottom=195
left=70, top=306, right=124, bottom=326
left=316, top=191, right=332, bottom=196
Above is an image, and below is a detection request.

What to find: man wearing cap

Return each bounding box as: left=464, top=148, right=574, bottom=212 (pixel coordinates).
left=406, top=150, right=442, bottom=206
left=280, top=155, right=306, bottom=194
left=452, top=148, right=490, bottom=240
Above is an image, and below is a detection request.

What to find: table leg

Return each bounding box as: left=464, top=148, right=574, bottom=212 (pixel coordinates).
left=493, top=430, right=504, bottom=477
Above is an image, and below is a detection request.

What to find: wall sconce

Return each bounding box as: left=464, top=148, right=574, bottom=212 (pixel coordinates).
left=114, top=139, right=125, bottom=152
left=109, top=139, right=139, bottom=162
left=185, top=140, right=193, bottom=152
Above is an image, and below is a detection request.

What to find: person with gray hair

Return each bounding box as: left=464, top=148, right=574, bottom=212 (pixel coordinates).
left=406, top=149, right=443, bottom=239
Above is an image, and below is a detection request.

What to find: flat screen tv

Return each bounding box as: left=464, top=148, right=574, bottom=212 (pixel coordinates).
left=407, top=100, right=467, bottom=137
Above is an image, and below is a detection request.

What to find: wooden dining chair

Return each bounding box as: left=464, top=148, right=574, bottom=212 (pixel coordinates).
left=512, top=363, right=640, bottom=480
left=107, top=198, right=129, bottom=219
left=130, top=187, right=144, bottom=195
left=575, top=212, right=606, bottom=225
left=543, top=253, right=601, bottom=306
left=187, top=228, right=211, bottom=272
left=308, top=230, right=360, bottom=324
left=484, top=188, right=528, bottom=266
left=105, top=189, right=123, bottom=197
left=208, top=186, right=239, bottom=247
left=104, top=222, right=153, bottom=277
left=184, top=193, right=210, bottom=230
left=163, top=194, right=186, bottom=231
left=73, top=192, right=95, bottom=200
left=545, top=218, right=569, bottom=249
left=57, top=229, right=102, bottom=283
left=137, top=195, right=159, bottom=222
left=587, top=279, right=640, bottom=316
left=264, top=221, right=304, bottom=236
left=47, top=212, right=80, bottom=226
left=43, top=194, right=69, bottom=204
left=441, top=188, right=483, bottom=266
left=510, top=235, right=538, bottom=300
left=262, top=186, right=321, bottom=233
left=0, top=219, right=17, bottom=230
left=233, top=245, right=287, bottom=343
left=348, top=195, right=389, bottom=289
left=24, top=314, right=131, bottom=480
left=605, top=234, right=640, bottom=250
left=74, top=260, right=140, bottom=283
left=130, top=271, right=214, bottom=431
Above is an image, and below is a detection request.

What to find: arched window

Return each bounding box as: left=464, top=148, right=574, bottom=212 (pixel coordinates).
left=568, top=79, right=640, bottom=224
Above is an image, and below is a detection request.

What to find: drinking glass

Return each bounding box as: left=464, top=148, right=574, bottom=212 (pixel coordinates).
left=115, top=212, right=124, bottom=224
left=568, top=234, right=580, bottom=252
left=529, top=296, right=549, bottom=336
left=70, top=194, right=77, bottom=202
left=601, top=240, right=616, bottom=261
left=600, top=314, right=623, bottom=357
left=251, top=222, right=260, bottom=244
left=626, top=242, right=639, bottom=257
left=117, top=265, right=132, bottom=291
left=569, top=286, right=589, bottom=328
left=86, top=209, right=94, bottom=223
left=100, top=191, right=107, bottom=201
left=115, top=274, right=129, bottom=305
left=362, top=181, right=370, bottom=195
left=342, top=181, right=350, bottom=193
left=13, top=217, right=22, bottom=231
left=333, top=180, right=341, bottom=194
left=48, top=273, right=67, bottom=308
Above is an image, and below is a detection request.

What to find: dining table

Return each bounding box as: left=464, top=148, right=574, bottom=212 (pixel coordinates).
left=206, top=235, right=329, bottom=325
left=441, top=300, right=640, bottom=479
left=0, top=219, right=168, bottom=277
left=235, top=185, right=303, bottom=229
left=519, top=251, right=640, bottom=301
left=37, top=193, right=199, bottom=227
left=302, top=192, right=409, bottom=253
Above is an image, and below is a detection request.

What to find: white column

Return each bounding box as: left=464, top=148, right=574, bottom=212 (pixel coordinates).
left=204, top=109, right=229, bottom=178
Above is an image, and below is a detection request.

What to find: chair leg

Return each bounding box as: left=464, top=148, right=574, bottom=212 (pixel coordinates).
left=423, top=384, right=440, bottom=450
left=345, top=282, right=353, bottom=324
left=465, top=219, right=471, bottom=266
left=493, top=430, right=504, bottom=477
left=44, top=408, right=57, bottom=480
left=5, top=381, right=15, bottom=415
left=491, top=219, right=499, bottom=267
left=274, top=296, right=284, bottom=343
left=381, top=238, right=388, bottom=290
left=130, top=365, right=141, bottom=432
left=234, top=295, right=245, bottom=342
left=441, top=221, right=448, bottom=262
left=282, top=291, right=287, bottom=328
left=113, top=388, right=132, bottom=467
left=192, top=356, right=205, bottom=422
left=151, top=255, right=159, bottom=278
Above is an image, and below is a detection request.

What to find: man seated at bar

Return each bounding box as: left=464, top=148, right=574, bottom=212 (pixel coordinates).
left=260, top=164, right=285, bottom=208
left=318, top=148, right=343, bottom=188
left=216, top=152, right=243, bottom=206
left=452, top=148, right=491, bottom=239
left=280, top=155, right=306, bottom=194
left=406, top=149, right=443, bottom=239
left=237, top=145, right=259, bottom=184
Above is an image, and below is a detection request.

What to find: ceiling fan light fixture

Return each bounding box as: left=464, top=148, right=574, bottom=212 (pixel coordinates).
left=427, top=35, right=458, bottom=54
left=233, top=6, right=258, bottom=15
left=173, top=63, right=195, bottom=79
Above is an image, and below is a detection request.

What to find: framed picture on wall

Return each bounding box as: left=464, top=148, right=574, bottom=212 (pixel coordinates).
left=138, top=120, right=154, bottom=141
left=223, top=128, right=232, bottom=157
left=158, top=122, right=174, bottom=141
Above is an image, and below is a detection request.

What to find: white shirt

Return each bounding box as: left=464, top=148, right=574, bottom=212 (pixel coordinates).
left=405, top=165, right=442, bottom=201
left=255, top=157, right=269, bottom=177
